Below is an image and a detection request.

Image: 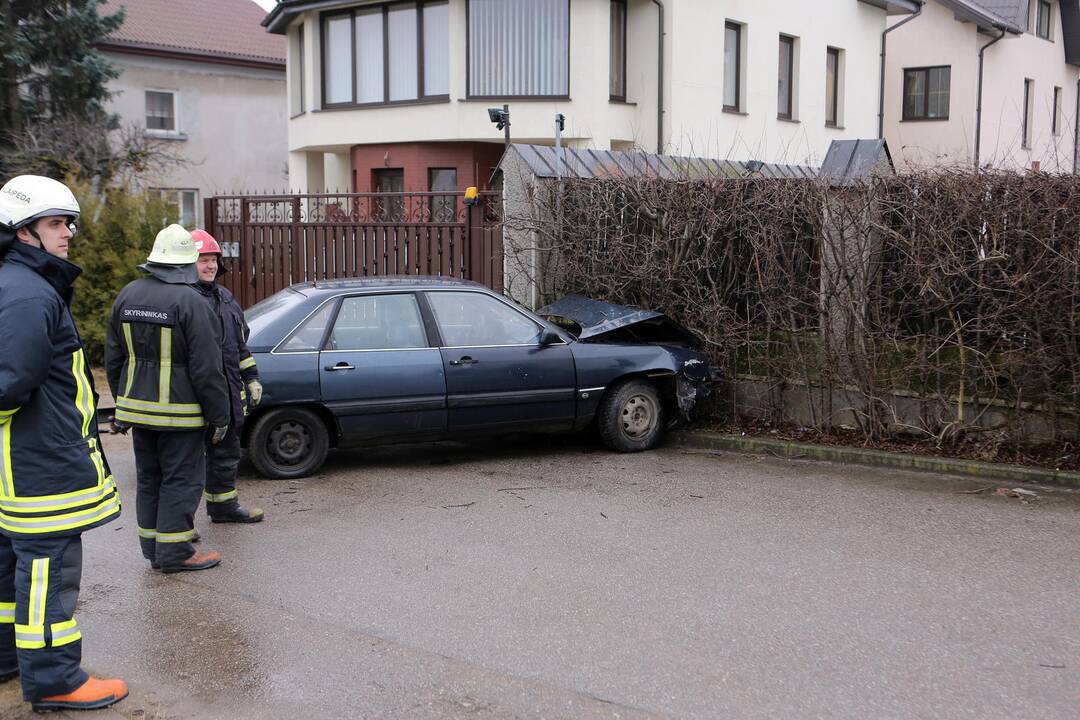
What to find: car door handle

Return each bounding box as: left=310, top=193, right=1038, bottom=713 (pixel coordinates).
left=449, top=356, right=477, bottom=366
left=324, top=362, right=355, bottom=371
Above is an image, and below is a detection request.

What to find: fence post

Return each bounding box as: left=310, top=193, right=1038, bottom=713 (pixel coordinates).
left=241, top=197, right=252, bottom=307
left=291, top=196, right=302, bottom=286
left=467, top=198, right=484, bottom=284
left=203, top=197, right=215, bottom=238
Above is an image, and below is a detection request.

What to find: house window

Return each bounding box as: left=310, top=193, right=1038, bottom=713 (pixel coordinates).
left=778, top=35, right=795, bottom=120
left=724, top=22, right=742, bottom=112
left=610, top=0, right=627, bottom=100
left=1037, top=0, right=1052, bottom=39
left=902, top=66, right=950, bottom=120
left=157, top=189, right=198, bottom=228
left=1023, top=78, right=1033, bottom=148
left=1053, top=86, right=1062, bottom=135
left=468, top=0, right=569, bottom=98
left=291, top=24, right=305, bottom=114
left=429, top=168, right=457, bottom=221
left=321, top=2, right=449, bottom=108
left=145, top=90, right=177, bottom=132
left=825, top=47, right=841, bottom=127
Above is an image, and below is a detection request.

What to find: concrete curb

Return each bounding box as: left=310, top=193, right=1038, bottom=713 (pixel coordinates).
left=675, top=432, right=1080, bottom=489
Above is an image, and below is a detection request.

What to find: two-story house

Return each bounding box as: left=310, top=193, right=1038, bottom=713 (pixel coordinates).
left=99, top=0, right=288, bottom=226
left=883, top=0, right=1080, bottom=171
left=263, top=0, right=918, bottom=194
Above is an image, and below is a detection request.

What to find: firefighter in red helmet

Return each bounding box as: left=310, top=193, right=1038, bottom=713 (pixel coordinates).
left=191, top=230, right=264, bottom=523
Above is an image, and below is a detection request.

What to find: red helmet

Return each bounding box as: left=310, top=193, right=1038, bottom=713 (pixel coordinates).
left=191, top=229, right=222, bottom=256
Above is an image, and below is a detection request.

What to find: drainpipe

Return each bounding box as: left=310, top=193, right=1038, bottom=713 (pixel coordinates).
left=878, top=3, right=923, bottom=139
left=650, top=0, right=665, bottom=154
left=974, top=29, right=1006, bottom=170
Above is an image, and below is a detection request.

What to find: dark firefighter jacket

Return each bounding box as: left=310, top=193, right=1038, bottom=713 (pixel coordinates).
left=195, top=282, right=259, bottom=427
left=104, top=263, right=230, bottom=432
left=0, top=240, right=121, bottom=538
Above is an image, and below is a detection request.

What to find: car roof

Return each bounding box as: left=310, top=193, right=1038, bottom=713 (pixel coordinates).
left=290, top=275, right=489, bottom=297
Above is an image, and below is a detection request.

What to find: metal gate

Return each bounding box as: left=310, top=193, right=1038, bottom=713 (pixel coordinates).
left=204, top=191, right=503, bottom=308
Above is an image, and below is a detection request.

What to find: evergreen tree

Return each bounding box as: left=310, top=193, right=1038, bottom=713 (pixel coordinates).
left=0, top=0, right=126, bottom=179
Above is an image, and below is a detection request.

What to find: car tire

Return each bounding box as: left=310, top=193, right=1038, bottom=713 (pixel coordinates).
left=248, top=407, right=330, bottom=479
left=597, top=379, right=664, bottom=452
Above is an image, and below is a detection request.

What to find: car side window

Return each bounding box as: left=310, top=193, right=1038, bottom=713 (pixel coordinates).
left=279, top=300, right=336, bottom=352
left=326, top=294, right=427, bottom=351
left=427, top=291, right=541, bottom=347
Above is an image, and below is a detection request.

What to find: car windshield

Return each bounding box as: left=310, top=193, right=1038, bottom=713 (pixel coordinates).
left=245, top=288, right=303, bottom=335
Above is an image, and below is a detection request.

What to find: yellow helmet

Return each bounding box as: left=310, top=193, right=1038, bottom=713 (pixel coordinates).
left=146, top=224, right=197, bottom=265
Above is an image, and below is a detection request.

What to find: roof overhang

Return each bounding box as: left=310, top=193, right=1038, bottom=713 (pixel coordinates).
left=97, top=41, right=285, bottom=71
left=263, top=0, right=367, bottom=34
left=858, top=0, right=923, bottom=14
left=937, top=0, right=1023, bottom=33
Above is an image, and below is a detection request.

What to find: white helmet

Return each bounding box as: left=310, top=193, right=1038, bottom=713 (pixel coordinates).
left=147, top=224, right=198, bottom=265
left=0, top=175, right=80, bottom=230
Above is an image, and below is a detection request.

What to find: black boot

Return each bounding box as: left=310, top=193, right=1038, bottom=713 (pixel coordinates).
left=209, top=505, right=264, bottom=524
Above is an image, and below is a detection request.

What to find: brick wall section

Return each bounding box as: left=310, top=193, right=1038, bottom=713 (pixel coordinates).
left=350, top=141, right=505, bottom=193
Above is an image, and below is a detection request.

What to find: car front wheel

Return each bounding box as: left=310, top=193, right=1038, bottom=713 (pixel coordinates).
left=248, top=407, right=330, bottom=479
left=597, top=379, right=664, bottom=452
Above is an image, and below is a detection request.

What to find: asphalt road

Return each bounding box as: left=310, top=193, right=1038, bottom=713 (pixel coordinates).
left=1, top=432, right=1077, bottom=719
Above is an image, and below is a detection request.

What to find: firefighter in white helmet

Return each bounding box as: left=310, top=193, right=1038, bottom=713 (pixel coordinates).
left=0, top=175, right=128, bottom=712
left=104, top=225, right=230, bottom=574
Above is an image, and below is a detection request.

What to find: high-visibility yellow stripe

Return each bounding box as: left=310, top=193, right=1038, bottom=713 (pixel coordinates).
left=116, top=396, right=202, bottom=415
left=114, top=408, right=205, bottom=429
left=0, top=408, right=18, bottom=420
left=88, top=438, right=106, bottom=485
left=0, top=419, right=12, bottom=497
left=0, top=601, right=14, bottom=624
left=50, top=619, right=81, bottom=647
left=137, top=526, right=156, bottom=539
left=0, top=477, right=115, bottom=514
left=204, top=489, right=238, bottom=503
left=156, top=529, right=196, bottom=543
left=71, top=350, right=94, bottom=438
left=29, top=558, right=48, bottom=628
left=159, top=326, right=172, bottom=404
left=239, top=356, right=256, bottom=371
left=0, top=494, right=120, bottom=535
left=15, top=624, right=44, bottom=649
left=122, top=323, right=136, bottom=396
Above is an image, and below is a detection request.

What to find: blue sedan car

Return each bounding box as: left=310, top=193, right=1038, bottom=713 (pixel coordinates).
left=242, top=278, right=713, bottom=478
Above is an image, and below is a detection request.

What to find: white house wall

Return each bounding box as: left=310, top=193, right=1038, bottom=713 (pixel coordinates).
left=884, top=0, right=1080, bottom=171
left=284, top=0, right=896, bottom=188
left=105, top=53, right=289, bottom=205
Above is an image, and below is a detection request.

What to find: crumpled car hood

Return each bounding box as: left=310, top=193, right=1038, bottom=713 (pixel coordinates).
left=539, top=295, right=702, bottom=348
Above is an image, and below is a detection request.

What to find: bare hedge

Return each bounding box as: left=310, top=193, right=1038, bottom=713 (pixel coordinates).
left=508, top=169, right=1080, bottom=445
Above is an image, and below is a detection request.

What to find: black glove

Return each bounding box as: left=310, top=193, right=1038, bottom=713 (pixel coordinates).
left=110, top=420, right=130, bottom=435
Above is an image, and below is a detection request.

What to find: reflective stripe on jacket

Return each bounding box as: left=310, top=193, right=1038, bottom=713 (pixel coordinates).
left=0, top=242, right=121, bottom=538
left=104, top=264, right=230, bottom=432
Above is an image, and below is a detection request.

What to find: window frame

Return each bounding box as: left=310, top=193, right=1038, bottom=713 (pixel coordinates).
left=1053, top=85, right=1062, bottom=135
left=465, top=0, right=572, bottom=100
left=609, top=0, right=628, bottom=101
left=777, top=34, right=795, bottom=120
left=319, top=2, right=450, bottom=110
left=323, top=293, right=431, bottom=352
left=901, top=65, right=951, bottom=121
left=825, top=47, right=840, bottom=127
left=723, top=21, right=742, bottom=113
left=144, top=89, right=179, bottom=135
left=1037, top=0, right=1052, bottom=40
left=1023, top=78, right=1033, bottom=148
left=155, top=188, right=199, bottom=227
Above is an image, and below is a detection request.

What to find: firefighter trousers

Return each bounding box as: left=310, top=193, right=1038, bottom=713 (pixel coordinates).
left=0, top=533, right=88, bottom=701
left=203, top=424, right=243, bottom=517
left=132, top=428, right=205, bottom=569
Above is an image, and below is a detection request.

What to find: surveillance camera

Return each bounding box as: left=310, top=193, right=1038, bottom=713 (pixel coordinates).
left=488, top=107, right=504, bottom=123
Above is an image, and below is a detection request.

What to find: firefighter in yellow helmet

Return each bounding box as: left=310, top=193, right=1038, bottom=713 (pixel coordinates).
left=104, top=225, right=230, bottom=573
left=0, top=175, right=127, bottom=712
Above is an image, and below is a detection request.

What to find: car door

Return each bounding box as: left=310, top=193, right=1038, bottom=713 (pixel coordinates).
left=422, top=290, right=576, bottom=432
left=319, top=292, right=446, bottom=441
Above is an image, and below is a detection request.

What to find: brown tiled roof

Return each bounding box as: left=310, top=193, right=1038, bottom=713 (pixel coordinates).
left=100, top=0, right=285, bottom=66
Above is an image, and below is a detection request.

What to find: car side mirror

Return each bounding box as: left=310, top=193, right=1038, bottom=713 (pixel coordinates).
left=538, top=328, right=561, bottom=347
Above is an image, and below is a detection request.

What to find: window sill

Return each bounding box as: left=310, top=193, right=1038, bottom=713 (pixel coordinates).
left=317, top=96, right=451, bottom=111
left=461, top=95, right=571, bottom=102
left=290, top=111, right=306, bottom=119
left=144, top=130, right=187, bottom=141
left=609, top=98, right=637, bottom=106
left=722, top=107, right=747, bottom=116
left=777, top=116, right=800, bottom=124
left=825, top=123, right=845, bottom=130
left=900, top=117, right=950, bottom=122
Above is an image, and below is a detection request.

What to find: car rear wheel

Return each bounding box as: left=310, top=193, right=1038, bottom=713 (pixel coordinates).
left=248, top=407, right=330, bottom=479
left=597, top=379, right=664, bottom=452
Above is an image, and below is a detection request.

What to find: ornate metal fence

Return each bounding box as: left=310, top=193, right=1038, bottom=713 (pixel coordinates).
left=204, top=191, right=504, bottom=308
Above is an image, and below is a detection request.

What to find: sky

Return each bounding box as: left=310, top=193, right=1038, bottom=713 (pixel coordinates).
left=253, top=0, right=276, bottom=11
